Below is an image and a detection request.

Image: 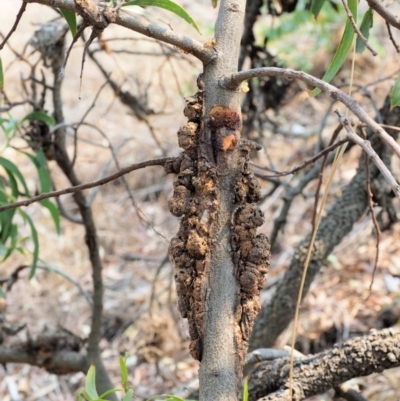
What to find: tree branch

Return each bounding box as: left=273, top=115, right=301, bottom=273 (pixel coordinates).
left=0, top=347, right=87, bottom=374
left=0, top=157, right=174, bottom=213
left=249, top=328, right=400, bottom=401
left=335, top=110, right=400, bottom=198
left=249, top=96, right=399, bottom=351
left=23, top=0, right=214, bottom=63
left=365, top=0, right=400, bottom=30
left=221, top=67, right=400, bottom=161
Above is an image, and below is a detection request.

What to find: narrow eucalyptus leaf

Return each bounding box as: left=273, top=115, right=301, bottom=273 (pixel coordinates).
left=121, top=389, right=134, bottom=401
left=85, top=365, right=99, bottom=399
left=60, top=9, right=77, bottom=37
left=356, top=8, right=374, bottom=53
left=21, top=111, right=56, bottom=127
left=123, top=0, right=201, bottom=34
left=312, top=0, right=357, bottom=96
left=311, top=0, right=326, bottom=18
left=20, top=212, right=39, bottom=279
left=390, top=73, right=400, bottom=109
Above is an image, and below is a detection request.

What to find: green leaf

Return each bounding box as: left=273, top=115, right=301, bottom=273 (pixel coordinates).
left=119, top=355, right=129, bottom=391
left=0, top=286, right=5, bottom=297
left=311, top=0, right=357, bottom=96
left=122, top=389, right=134, bottom=401
left=85, top=365, right=99, bottom=400
left=42, top=200, right=61, bottom=234
left=311, top=0, right=326, bottom=19
left=123, top=0, right=200, bottom=34
left=0, top=157, right=30, bottom=196
left=98, top=388, right=121, bottom=399
left=5, top=169, right=19, bottom=199
left=25, top=151, right=61, bottom=233
left=2, top=224, right=18, bottom=261
left=21, top=111, right=55, bottom=127
left=243, top=377, right=249, bottom=401
left=390, top=73, right=400, bottom=109
left=60, top=9, right=77, bottom=37
left=0, top=55, right=4, bottom=89
left=211, top=0, right=218, bottom=8
left=356, top=8, right=374, bottom=53
left=20, top=212, right=39, bottom=279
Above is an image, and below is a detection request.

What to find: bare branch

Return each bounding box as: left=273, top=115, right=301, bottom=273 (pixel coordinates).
left=1, top=264, right=92, bottom=307
left=0, top=2, right=27, bottom=50
left=334, top=110, right=400, bottom=199
left=365, top=0, right=400, bottom=30
left=23, top=0, right=214, bottom=63
left=0, top=157, right=174, bottom=213
left=222, top=67, right=400, bottom=161
left=251, top=139, right=348, bottom=178
left=0, top=347, right=86, bottom=374
left=386, top=21, right=400, bottom=53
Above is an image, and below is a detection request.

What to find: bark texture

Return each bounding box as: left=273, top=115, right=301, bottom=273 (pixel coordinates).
left=248, top=328, right=400, bottom=401
left=168, top=0, right=270, bottom=400
left=250, top=97, right=400, bottom=350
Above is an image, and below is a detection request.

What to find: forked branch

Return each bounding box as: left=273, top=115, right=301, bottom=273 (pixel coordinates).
left=23, top=0, right=213, bottom=63
left=222, top=67, right=400, bottom=161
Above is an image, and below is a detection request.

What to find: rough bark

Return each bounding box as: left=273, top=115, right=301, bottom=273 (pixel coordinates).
left=248, top=328, right=400, bottom=401
left=167, top=0, right=270, bottom=400
left=250, top=97, right=400, bottom=350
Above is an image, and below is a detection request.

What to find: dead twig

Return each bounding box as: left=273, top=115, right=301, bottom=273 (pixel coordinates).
left=365, top=0, right=400, bottom=30
left=0, top=157, right=174, bottom=213
left=386, top=21, right=400, bottom=53
left=0, top=2, right=27, bottom=50
left=1, top=264, right=92, bottom=306
left=334, top=110, right=400, bottom=198
left=224, top=68, right=400, bottom=161
left=251, top=138, right=348, bottom=178
left=360, top=126, right=381, bottom=298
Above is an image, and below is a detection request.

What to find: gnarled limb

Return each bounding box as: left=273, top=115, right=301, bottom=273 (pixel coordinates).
left=249, top=328, right=400, bottom=401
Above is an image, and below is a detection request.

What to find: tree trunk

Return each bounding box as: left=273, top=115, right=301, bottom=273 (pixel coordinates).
left=168, top=1, right=270, bottom=400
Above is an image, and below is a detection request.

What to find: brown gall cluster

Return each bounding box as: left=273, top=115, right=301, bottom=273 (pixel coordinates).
left=168, top=87, right=216, bottom=361
left=232, top=143, right=271, bottom=351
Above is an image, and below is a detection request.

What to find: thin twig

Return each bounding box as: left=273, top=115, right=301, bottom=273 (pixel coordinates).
left=149, top=254, right=170, bottom=317
left=71, top=78, right=110, bottom=168
left=334, top=110, right=400, bottom=198
left=366, top=0, right=400, bottom=30
left=341, top=0, right=377, bottom=56
left=386, top=21, right=400, bottom=53
left=24, top=0, right=213, bottom=63
left=251, top=138, right=348, bottom=177
left=0, top=2, right=27, bottom=50
left=1, top=264, right=92, bottom=307
left=0, top=157, right=173, bottom=213
left=360, top=126, right=381, bottom=298
left=311, top=124, right=344, bottom=229
left=224, top=68, right=400, bottom=161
